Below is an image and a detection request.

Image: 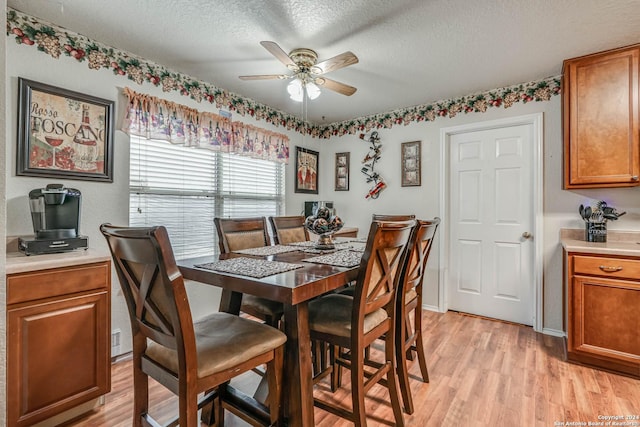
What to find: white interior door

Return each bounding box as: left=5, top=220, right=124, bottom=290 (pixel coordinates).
left=448, top=123, right=534, bottom=325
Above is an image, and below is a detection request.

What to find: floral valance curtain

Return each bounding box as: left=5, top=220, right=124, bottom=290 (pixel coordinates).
left=121, top=87, right=290, bottom=163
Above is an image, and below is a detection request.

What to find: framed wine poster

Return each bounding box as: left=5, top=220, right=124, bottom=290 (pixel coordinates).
left=16, top=78, right=115, bottom=182
left=294, top=146, right=319, bottom=194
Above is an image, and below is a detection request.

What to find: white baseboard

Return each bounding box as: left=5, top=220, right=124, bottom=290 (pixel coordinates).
left=542, top=327, right=566, bottom=337
left=423, top=304, right=443, bottom=313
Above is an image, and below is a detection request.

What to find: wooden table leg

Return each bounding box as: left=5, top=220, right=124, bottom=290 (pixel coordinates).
left=283, top=302, right=314, bottom=427
left=219, top=289, right=243, bottom=314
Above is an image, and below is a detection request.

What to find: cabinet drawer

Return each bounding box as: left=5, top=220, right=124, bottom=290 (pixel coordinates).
left=8, top=261, right=110, bottom=305
left=573, top=255, right=640, bottom=281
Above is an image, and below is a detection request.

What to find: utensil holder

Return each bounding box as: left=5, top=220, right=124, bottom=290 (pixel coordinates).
left=585, top=221, right=607, bottom=242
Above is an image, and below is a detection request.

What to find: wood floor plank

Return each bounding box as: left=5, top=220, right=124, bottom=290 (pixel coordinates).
left=65, top=311, right=640, bottom=426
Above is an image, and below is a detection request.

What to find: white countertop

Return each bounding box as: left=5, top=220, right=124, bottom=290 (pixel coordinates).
left=6, top=249, right=111, bottom=275
left=561, top=228, right=640, bottom=257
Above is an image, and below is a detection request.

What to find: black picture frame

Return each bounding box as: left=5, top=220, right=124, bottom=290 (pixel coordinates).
left=17, top=77, right=115, bottom=182
left=401, top=140, right=421, bottom=187
left=335, top=152, right=350, bottom=191
left=295, top=146, right=319, bottom=194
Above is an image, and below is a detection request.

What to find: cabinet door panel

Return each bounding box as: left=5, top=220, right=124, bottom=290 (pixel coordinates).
left=571, top=276, right=640, bottom=362
left=564, top=45, right=640, bottom=188
left=7, top=291, right=110, bottom=427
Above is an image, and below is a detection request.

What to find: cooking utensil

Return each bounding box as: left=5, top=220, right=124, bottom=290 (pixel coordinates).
left=593, top=211, right=603, bottom=223
left=579, top=204, right=585, bottom=220
left=584, top=206, right=592, bottom=222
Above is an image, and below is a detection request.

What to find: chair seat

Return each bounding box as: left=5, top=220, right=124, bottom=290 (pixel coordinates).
left=146, top=312, right=286, bottom=378
left=309, top=294, right=387, bottom=338
left=241, top=295, right=285, bottom=319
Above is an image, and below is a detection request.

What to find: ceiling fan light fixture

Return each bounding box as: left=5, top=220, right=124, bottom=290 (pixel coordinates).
left=287, top=79, right=304, bottom=102
left=306, top=82, right=321, bottom=100
left=287, top=78, right=321, bottom=102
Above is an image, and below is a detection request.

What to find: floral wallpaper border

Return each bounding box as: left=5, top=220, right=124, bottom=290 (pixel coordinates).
left=7, top=7, right=561, bottom=140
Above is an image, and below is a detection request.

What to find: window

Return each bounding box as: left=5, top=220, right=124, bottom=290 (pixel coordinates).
left=129, top=136, right=285, bottom=259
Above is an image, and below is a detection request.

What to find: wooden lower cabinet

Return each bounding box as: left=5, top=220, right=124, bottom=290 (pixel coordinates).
left=566, top=253, right=640, bottom=377
left=7, top=261, right=111, bottom=427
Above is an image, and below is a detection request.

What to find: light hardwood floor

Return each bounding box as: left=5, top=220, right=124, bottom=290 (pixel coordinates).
left=65, top=311, right=640, bottom=426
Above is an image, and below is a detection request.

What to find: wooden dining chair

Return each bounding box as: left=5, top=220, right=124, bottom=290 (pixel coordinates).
left=214, top=217, right=284, bottom=327
left=395, top=217, right=440, bottom=414
left=338, top=214, right=415, bottom=299
left=100, top=224, right=286, bottom=427
left=269, top=215, right=309, bottom=245
left=308, top=219, right=415, bottom=427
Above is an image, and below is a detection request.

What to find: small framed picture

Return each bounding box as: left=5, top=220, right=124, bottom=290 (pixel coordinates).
left=16, top=78, right=115, bottom=182
left=335, top=152, right=350, bottom=191
left=401, top=141, right=421, bottom=187
left=295, top=146, right=319, bottom=194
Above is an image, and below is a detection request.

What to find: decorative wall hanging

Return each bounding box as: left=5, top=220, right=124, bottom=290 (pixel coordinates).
left=401, top=141, right=421, bottom=187
left=16, top=78, right=115, bottom=182
left=335, top=152, right=350, bottom=191
left=295, top=147, right=319, bottom=194
left=360, top=132, right=386, bottom=199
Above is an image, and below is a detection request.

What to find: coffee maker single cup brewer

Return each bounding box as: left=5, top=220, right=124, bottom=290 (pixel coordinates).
left=18, top=183, right=88, bottom=255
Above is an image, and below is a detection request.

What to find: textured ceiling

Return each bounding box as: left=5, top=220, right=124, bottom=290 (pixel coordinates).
left=7, top=0, right=640, bottom=124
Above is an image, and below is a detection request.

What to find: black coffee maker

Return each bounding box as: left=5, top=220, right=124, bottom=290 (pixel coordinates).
left=18, top=184, right=88, bottom=255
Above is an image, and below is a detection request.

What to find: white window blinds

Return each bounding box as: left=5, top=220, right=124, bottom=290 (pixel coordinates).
left=129, top=136, right=285, bottom=259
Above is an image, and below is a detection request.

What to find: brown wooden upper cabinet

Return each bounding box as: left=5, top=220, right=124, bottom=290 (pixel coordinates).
left=563, top=43, right=640, bottom=188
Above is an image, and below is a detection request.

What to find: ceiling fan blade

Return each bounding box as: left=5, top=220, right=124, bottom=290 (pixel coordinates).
left=260, top=41, right=298, bottom=70
left=315, top=77, right=357, bottom=96
left=239, top=74, right=290, bottom=80
left=312, top=51, right=359, bottom=75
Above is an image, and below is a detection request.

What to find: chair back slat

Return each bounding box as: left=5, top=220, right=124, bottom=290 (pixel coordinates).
left=215, top=217, right=270, bottom=253
left=401, top=218, right=440, bottom=294
left=100, top=224, right=195, bottom=352
left=353, top=220, right=415, bottom=320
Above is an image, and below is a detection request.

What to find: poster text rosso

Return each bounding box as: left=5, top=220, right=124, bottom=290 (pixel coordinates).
left=29, top=103, right=106, bottom=142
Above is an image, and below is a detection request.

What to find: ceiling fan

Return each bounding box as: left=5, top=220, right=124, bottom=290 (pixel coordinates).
left=239, top=41, right=359, bottom=101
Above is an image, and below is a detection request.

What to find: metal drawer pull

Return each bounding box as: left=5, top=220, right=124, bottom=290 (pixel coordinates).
left=599, top=265, right=623, bottom=272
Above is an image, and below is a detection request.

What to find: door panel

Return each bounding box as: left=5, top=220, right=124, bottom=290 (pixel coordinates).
left=448, top=124, right=534, bottom=325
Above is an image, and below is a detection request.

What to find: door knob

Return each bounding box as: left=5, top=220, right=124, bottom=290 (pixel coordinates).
left=522, top=232, right=532, bottom=239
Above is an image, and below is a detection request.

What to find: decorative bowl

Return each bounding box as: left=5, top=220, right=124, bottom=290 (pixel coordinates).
left=304, top=207, right=344, bottom=249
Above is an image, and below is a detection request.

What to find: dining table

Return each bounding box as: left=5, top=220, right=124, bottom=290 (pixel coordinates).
left=176, top=239, right=365, bottom=427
